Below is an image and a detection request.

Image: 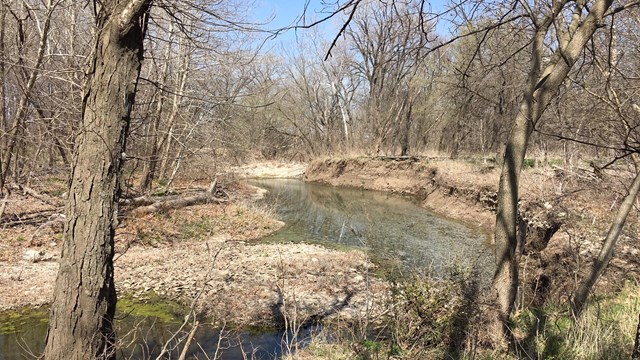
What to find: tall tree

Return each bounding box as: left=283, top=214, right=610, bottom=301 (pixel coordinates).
left=43, top=0, right=151, bottom=358
left=491, top=0, right=617, bottom=344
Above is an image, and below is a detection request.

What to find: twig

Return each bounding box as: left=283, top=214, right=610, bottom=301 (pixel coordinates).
left=178, top=320, right=199, bottom=360
left=154, top=243, right=224, bottom=359
left=0, top=193, right=8, bottom=222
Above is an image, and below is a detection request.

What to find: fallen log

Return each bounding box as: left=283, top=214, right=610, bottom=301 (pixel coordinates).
left=375, top=155, right=420, bottom=162
left=1, top=210, right=58, bottom=227
left=129, top=192, right=227, bottom=217
left=9, top=183, right=64, bottom=207
left=128, top=180, right=227, bottom=217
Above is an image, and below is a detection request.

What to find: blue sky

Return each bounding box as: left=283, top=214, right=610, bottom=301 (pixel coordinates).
left=255, top=0, right=341, bottom=48
left=255, top=0, right=453, bottom=51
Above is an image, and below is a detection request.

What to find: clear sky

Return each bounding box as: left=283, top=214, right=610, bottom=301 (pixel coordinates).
left=255, top=0, right=341, bottom=48
left=255, top=0, right=453, bottom=52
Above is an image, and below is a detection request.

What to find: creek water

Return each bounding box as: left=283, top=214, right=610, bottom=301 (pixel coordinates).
left=0, top=179, right=493, bottom=359
left=0, top=306, right=301, bottom=359
left=252, top=179, right=494, bottom=279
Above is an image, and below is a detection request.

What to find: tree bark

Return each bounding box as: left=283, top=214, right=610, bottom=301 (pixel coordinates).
left=633, top=313, right=640, bottom=360
left=572, top=159, right=640, bottom=316
left=0, top=0, right=6, bottom=189
left=43, top=1, right=151, bottom=359
left=490, top=0, right=614, bottom=345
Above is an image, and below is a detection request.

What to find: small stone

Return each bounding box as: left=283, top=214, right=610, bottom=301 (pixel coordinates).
left=23, top=249, right=45, bottom=263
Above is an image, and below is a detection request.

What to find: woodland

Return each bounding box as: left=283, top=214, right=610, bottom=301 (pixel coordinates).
left=0, top=0, right=640, bottom=359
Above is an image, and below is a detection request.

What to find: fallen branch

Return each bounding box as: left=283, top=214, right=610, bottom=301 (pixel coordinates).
left=375, top=155, right=420, bottom=162
left=1, top=209, right=59, bottom=228
left=9, top=183, right=64, bottom=207
left=128, top=180, right=226, bottom=217
left=177, top=321, right=199, bottom=360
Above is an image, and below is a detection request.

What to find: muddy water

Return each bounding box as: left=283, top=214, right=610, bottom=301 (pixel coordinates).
left=252, top=179, right=495, bottom=279
left=0, top=179, right=494, bottom=359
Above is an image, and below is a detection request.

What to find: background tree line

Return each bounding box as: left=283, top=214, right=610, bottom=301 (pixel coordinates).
left=3, top=0, right=638, bottom=184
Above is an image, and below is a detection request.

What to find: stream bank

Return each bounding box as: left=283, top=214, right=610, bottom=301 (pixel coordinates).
left=0, top=183, right=382, bottom=327
left=304, top=156, right=640, bottom=303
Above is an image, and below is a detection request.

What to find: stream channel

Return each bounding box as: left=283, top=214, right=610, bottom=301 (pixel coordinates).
left=0, top=179, right=494, bottom=359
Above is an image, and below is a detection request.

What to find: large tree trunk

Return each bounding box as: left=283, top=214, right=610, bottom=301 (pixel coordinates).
left=43, top=1, right=151, bottom=359
left=0, top=0, right=6, bottom=189
left=490, top=0, right=614, bottom=345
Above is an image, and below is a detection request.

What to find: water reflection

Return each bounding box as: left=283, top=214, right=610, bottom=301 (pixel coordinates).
left=0, top=310, right=294, bottom=360
left=0, top=179, right=494, bottom=360
left=252, top=179, right=494, bottom=278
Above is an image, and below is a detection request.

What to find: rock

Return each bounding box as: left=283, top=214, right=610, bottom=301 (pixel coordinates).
left=23, top=249, right=46, bottom=263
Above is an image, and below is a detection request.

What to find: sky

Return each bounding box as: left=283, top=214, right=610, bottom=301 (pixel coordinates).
left=254, top=0, right=454, bottom=52
left=254, top=0, right=342, bottom=50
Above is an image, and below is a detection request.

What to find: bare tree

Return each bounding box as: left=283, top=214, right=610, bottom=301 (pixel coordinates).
left=491, top=0, right=622, bottom=344
left=0, top=0, right=59, bottom=190
left=43, top=0, right=152, bottom=358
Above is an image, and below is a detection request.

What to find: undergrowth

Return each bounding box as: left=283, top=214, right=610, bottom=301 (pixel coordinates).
left=509, top=281, right=640, bottom=360
left=286, top=278, right=640, bottom=360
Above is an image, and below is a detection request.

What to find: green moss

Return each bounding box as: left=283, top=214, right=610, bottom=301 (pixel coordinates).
left=0, top=307, right=49, bottom=334
left=117, top=295, right=186, bottom=325
left=152, top=189, right=179, bottom=197
left=180, top=217, right=216, bottom=239
left=522, top=158, right=537, bottom=169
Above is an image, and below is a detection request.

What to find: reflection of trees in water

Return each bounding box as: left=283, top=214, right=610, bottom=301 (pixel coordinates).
left=252, top=179, right=493, bottom=277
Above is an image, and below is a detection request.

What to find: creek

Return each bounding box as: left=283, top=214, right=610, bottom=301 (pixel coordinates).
left=252, top=179, right=494, bottom=279
left=0, top=179, right=493, bottom=359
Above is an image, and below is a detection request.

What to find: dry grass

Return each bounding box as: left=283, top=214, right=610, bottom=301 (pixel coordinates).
left=117, top=200, right=283, bottom=248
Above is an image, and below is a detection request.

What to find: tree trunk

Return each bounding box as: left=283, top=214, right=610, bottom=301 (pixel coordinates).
left=0, top=0, right=6, bottom=190
left=43, top=1, right=151, bottom=359
left=158, top=51, right=188, bottom=181
left=490, top=0, right=614, bottom=345
left=572, top=159, right=640, bottom=316
left=0, top=0, right=55, bottom=190
left=633, top=313, right=640, bottom=360
left=139, top=23, right=175, bottom=193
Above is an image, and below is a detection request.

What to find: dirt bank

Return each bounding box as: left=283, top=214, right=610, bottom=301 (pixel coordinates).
left=305, top=157, right=499, bottom=234
left=304, top=156, right=640, bottom=302
left=0, top=179, right=383, bottom=327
